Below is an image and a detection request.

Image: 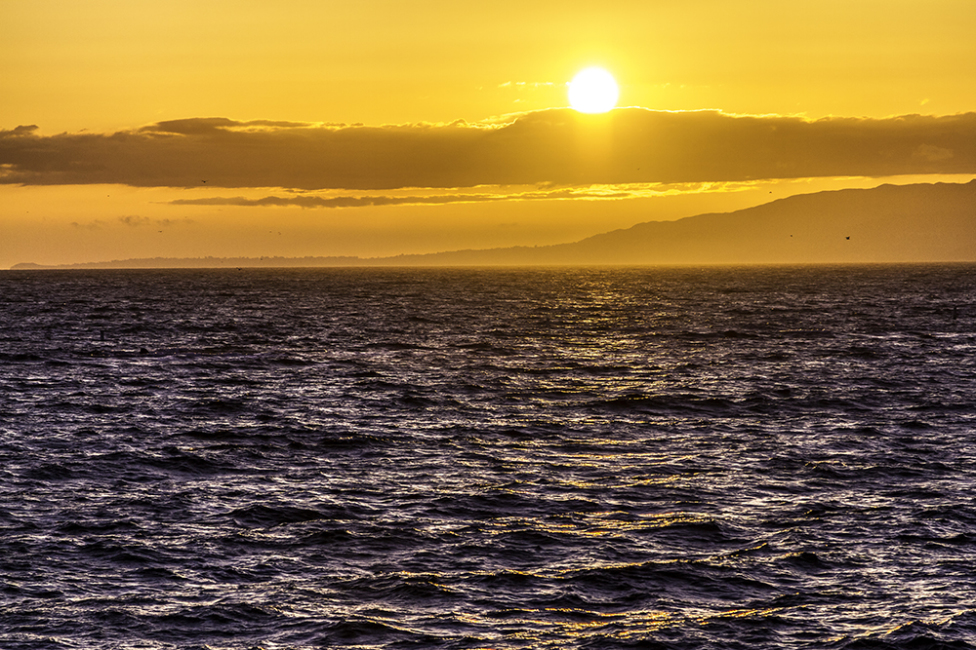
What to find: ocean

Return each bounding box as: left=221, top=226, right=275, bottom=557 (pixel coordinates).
left=1, top=264, right=975, bottom=649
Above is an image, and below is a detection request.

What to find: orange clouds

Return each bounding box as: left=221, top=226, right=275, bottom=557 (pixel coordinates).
left=169, top=187, right=632, bottom=209
left=2, top=109, right=975, bottom=191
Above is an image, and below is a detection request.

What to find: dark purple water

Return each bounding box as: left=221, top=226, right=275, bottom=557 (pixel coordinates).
left=2, top=265, right=975, bottom=649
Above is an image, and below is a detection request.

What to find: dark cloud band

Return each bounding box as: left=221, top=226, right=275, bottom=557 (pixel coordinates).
left=2, top=109, right=974, bottom=190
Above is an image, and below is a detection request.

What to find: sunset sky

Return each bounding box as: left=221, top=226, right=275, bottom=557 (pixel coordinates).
left=2, top=0, right=975, bottom=267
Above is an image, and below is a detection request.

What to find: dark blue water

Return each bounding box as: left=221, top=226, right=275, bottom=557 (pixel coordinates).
left=1, top=265, right=975, bottom=649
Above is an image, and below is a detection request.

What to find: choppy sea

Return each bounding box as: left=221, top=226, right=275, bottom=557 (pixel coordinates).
left=2, top=265, right=975, bottom=650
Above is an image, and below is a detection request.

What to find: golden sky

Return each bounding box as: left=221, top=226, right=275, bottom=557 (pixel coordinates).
left=2, top=0, right=975, bottom=266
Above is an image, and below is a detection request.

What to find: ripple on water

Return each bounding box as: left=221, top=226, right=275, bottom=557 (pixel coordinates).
left=0, top=265, right=975, bottom=649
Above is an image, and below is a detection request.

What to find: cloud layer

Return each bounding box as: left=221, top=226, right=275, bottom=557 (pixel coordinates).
left=169, top=187, right=633, bottom=208
left=2, top=109, right=974, bottom=190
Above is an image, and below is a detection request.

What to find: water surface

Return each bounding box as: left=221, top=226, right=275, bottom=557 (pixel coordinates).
left=1, top=265, right=975, bottom=649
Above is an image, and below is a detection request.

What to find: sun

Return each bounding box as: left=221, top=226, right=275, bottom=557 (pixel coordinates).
left=568, top=67, right=619, bottom=113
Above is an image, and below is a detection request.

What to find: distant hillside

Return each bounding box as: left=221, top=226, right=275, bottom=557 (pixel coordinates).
left=390, top=180, right=976, bottom=266
left=11, top=180, right=976, bottom=269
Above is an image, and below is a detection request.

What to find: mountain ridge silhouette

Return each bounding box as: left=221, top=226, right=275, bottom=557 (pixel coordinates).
left=12, top=180, right=975, bottom=269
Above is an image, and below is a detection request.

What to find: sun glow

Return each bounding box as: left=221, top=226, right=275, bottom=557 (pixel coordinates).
left=568, top=68, right=619, bottom=113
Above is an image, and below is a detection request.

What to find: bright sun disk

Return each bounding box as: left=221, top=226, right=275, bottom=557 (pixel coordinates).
left=568, top=67, right=619, bottom=113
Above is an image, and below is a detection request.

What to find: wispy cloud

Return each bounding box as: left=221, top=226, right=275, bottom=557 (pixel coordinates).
left=70, top=215, right=195, bottom=229
left=498, top=81, right=556, bottom=88
left=118, top=215, right=152, bottom=226
left=2, top=109, right=974, bottom=190
left=169, top=187, right=634, bottom=209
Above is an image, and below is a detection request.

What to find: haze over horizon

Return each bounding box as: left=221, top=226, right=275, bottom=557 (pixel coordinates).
left=2, top=1, right=975, bottom=268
